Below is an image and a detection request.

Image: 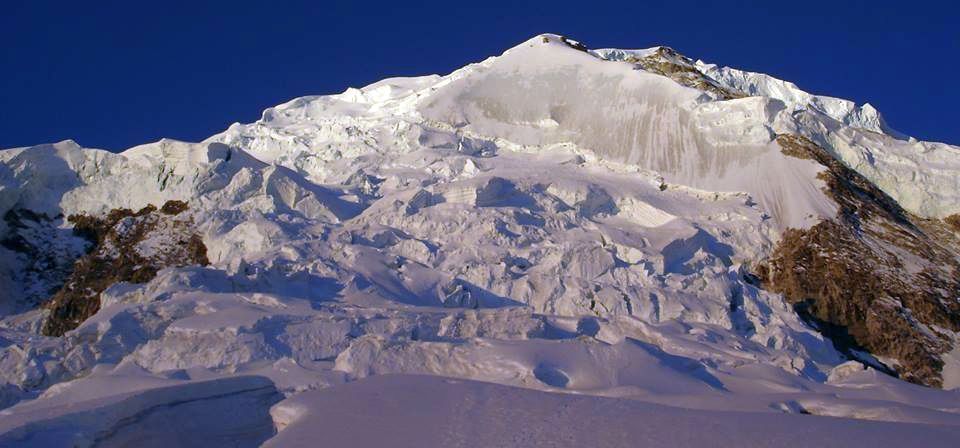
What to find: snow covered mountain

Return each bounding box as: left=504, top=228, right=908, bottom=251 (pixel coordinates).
left=2, top=34, right=960, bottom=446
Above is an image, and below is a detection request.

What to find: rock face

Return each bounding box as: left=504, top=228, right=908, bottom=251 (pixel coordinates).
left=626, top=47, right=745, bottom=100
left=41, top=200, right=208, bottom=336
left=761, top=135, right=960, bottom=387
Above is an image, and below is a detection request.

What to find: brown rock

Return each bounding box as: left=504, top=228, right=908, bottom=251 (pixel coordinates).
left=762, top=135, right=960, bottom=387
left=945, top=214, right=960, bottom=232
left=631, top=47, right=745, bottom=100
left=160, top=200, right=190, bottom=215
left=41, top=200, right=209, bottom=337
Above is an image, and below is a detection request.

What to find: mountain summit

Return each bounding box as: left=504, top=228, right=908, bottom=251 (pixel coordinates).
left=2, top=34, right=960, bottom=445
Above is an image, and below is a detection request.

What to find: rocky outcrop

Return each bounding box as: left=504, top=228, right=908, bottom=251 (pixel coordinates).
left=946, top=214, right=960, bottom=232
left=628, top=47, right=745, bottom=100
left=759, top=135, right=960, bottom=387
left=41, top=200, right=209, bottom=336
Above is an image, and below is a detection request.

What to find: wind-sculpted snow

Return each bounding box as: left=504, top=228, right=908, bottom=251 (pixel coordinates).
left=1, top=33, right=960, bottom=444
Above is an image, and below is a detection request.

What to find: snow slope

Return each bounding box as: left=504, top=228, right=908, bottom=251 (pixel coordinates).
left=266, top=375, right=960, bottom=448
left=1, top=33, right=959, bottom=445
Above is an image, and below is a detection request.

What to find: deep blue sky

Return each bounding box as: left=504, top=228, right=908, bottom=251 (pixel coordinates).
left=2, top=0, right=957, bottom=151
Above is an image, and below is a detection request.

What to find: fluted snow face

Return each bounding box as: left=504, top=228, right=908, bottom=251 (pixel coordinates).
left=419, top=35, right=837, bottom=229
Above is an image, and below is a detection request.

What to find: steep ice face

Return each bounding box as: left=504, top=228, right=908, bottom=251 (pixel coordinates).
left=690, top=60, right=960, bottom=219
left=210, top=34, right=960, bottom=222
left=595, top=45, right=900, bottom=138
left=417, top=35, right=838, bottom=229
left=695, top=62, right=898, bottom=135
left=2, top=33, right=960, bottom=441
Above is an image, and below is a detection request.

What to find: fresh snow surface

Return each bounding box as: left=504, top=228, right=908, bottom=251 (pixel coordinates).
left=266, top=375, right=960, bottom=448
left=1, top=33, right=960, bottom=445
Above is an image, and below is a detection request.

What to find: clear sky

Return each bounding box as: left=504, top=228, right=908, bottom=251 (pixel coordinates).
left=2, top=0, right=957, bottom=151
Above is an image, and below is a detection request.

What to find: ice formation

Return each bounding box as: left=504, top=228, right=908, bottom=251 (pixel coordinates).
left=1, top=34, right=959, bottom=446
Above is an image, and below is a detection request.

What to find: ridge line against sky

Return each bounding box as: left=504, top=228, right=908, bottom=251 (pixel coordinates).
left=1, top=0, right=957, bottom=151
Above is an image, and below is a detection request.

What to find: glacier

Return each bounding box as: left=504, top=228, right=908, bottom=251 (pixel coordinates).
left=1, top=34, right=959, bottom=446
